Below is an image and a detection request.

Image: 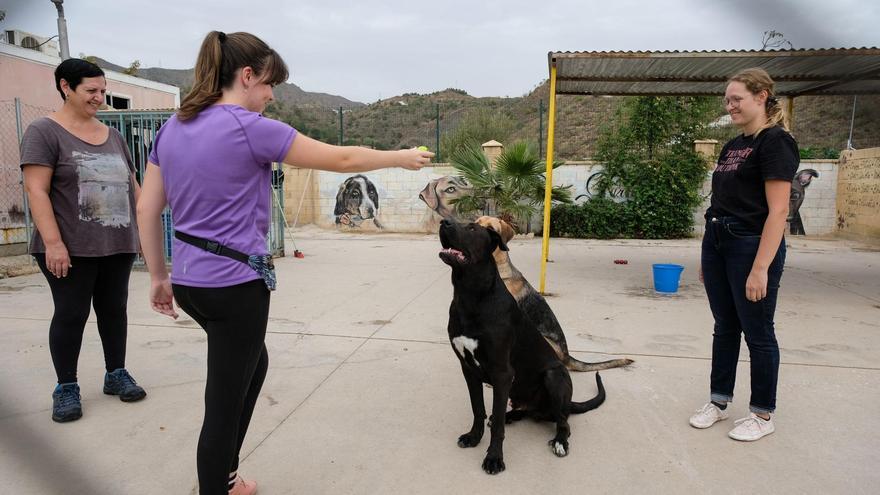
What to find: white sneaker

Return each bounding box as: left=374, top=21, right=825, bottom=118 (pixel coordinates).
left=728, top=413, right=775, bottom=441
left=689, top=402, right=729, bottom=429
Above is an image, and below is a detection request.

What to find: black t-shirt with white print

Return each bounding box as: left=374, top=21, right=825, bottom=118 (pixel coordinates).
left=707, top=125, right=799, bottom=234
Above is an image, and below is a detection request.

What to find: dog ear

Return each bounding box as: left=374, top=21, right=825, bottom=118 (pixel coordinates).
left=334, top=180, right=348, bottom=216
left=365, top=179, right=379, bottom=208
left=419, top=179, right=440, bottom=210
left=497, top=219, right=516, bottom=244
left=486, top=227, right=509, bottom=252
left=795, top=169, right=819, bottom=187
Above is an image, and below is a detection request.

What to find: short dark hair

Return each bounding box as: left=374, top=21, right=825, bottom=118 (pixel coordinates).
left=55, top=58, right=105, bottom=102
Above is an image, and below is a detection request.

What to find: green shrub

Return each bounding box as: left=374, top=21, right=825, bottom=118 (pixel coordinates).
left=575, top=96, right=715, bottom=239
left=799, top=147, right=841, bottom=159
left=550, top=198, right=631, bottom=239
left=450, top=141, right=572, bottom=228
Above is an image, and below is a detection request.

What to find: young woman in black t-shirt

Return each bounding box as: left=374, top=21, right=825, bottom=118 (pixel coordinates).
left=688, top=68, right=799, bottom=441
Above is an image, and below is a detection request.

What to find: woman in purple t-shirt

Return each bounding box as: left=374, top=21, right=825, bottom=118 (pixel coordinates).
left=136, top=31, right=431, bottom=495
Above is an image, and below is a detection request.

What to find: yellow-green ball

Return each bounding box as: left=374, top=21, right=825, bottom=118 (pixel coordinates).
left=417, top=146, right=429, bottom=151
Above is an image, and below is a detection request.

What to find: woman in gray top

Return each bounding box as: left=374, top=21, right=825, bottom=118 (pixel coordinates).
left=20, top=58, right=147, bottom=423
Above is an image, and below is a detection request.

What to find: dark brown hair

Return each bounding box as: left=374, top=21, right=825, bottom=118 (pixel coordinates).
left=55, top=58, right=105, bottom=102
left=178, top=31, right=288, bottom=120
left=728, top=67, right=787, bottom=134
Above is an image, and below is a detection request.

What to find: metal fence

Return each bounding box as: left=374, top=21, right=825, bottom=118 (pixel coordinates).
left=269, top=94, right=880, bottom=161
left=96, top=110, right=286, bottom=259
left=0, top=99, right=53, bottom=251
left=3, top=94, right=877, bottom=255
left=2, top=103, right=285, bottom=260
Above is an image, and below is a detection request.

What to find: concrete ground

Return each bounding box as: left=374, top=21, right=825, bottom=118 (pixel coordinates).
left=1, top=228, right=878, bottom=495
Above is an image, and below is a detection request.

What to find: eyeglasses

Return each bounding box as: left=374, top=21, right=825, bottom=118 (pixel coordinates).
left=722, top=95, right=746, bottom=108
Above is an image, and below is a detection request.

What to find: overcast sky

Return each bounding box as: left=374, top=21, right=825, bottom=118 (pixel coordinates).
left=3, top=0, right=877, bottom=103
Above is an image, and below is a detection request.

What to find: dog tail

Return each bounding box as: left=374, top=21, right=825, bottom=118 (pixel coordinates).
left=564, top=356, right=634, bottom=372
left=569, top=373, right=605, bottom=415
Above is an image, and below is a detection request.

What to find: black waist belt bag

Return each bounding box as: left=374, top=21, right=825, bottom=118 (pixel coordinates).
left=174, top=231, right=276, bottom=291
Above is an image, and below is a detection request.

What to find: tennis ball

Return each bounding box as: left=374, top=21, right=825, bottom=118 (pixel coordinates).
left=417, top=146, right=429, bottom=151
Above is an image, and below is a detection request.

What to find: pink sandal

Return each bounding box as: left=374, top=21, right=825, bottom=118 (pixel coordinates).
left=228, top=475, right=257, bottom=495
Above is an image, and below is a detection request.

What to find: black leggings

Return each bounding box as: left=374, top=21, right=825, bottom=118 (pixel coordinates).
left=34, top=253, right=136, bottom=384
left=173, top=279, right=270, bottom=495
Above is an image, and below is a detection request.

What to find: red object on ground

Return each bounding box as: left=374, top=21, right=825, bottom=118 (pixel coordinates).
left=294, top=250, right=305, bottom=258
left=614, top=259, right=628, bottom=265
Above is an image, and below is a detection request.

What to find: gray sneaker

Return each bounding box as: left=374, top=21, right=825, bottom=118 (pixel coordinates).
left=103, top=368, right=146, bottom=402
left=52, top=383, right=83, bottom=423
left=689, top=402, right=729, bottom=429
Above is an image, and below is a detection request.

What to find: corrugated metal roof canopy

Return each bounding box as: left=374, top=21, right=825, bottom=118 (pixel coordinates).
left=549, top=48, right=880, bottom=96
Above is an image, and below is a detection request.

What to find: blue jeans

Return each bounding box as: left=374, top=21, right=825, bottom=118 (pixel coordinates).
left=702, top=216, right=785, bottom=414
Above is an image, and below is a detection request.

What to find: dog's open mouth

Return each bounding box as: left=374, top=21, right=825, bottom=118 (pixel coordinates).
left=439, top=248, right=468, bottom=265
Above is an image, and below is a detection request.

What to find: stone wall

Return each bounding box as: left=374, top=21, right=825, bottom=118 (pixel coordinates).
left=836, top=148, right=880, bottom=241
left=280, top=133, right=842, bottom=238
left=692, top=159, right=838, bottom=237
left=282, top=159, right=842, bottom=237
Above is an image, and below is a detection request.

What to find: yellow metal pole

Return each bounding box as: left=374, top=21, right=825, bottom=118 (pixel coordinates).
left=539, top=64, right=558, bottom=294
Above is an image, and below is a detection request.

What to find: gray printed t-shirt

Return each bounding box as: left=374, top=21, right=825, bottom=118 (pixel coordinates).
left=20, top=117, right=140, bottom=256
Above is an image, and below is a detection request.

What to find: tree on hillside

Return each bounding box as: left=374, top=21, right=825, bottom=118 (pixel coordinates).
left=124, top=60, right=141, bottom=76
left=78, top=52, right=98, bottom=64
left=440, top=108, right=516, bottom=159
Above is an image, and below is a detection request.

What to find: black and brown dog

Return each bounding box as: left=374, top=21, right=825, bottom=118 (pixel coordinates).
left=476, top=216, right=633, bottom=372
left=440, top=219, right=605, bottom=474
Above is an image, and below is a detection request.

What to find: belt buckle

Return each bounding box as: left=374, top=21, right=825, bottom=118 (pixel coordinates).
left=205, top=241, right=222, bottom=254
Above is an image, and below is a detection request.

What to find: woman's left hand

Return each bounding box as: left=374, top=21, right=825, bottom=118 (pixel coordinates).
left=150, top=276, right=178, bottom=319
left=745, top=268, right=768, bottom=302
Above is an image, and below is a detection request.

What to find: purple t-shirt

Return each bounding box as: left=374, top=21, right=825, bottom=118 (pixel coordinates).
left=149, top=104, right=296, bottom=287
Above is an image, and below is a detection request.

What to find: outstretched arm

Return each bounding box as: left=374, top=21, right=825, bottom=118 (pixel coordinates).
left=283, top=133, right=433, bottom=173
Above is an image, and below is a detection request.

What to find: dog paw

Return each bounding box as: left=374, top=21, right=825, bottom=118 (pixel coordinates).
left=549, top=439, right=569, bottom=457
left=457, top=432, right=481, bottom=448
left=482, top=455, right=506, bottom=474
left=505, top=410, right=526, bottom=424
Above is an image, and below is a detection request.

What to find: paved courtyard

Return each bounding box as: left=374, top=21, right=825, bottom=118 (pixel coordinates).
left=1, top=228, right=878, bottom=494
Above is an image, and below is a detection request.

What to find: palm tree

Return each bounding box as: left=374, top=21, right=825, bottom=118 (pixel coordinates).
left=449, top=141, right=572, bottom=229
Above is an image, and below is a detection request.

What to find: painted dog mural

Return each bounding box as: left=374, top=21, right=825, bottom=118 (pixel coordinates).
left=334, top=174, right=383, bottom=229
left=418, top=176, right=474, bottom=232
left=788, top=168, right=819, bottom=235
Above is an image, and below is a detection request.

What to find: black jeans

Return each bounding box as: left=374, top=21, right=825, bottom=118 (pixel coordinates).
left=33, top=253, right=136, bottom=384
left=173, top=279, right=270, bottom=495
left=701, top=217, right=785, bottom=414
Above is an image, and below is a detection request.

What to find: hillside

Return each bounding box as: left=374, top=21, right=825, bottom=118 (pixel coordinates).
left=93, top=57, right=362, bottom=108
left=93, top=58, right=880, bottom=160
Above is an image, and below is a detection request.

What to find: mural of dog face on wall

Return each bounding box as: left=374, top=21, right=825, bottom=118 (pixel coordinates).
left=788, top=168, right=819, bottom=235
left=335, top=174, right=383, bottom=229
left=419, top=176, right=473, bottom=219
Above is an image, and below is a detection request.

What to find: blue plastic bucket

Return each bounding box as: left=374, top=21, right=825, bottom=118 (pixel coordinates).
left=652, top=264, right=684, bottom=293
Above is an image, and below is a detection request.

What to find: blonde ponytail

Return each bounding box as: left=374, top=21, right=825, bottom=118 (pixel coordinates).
left=728, top=68, right=789, bottom=136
